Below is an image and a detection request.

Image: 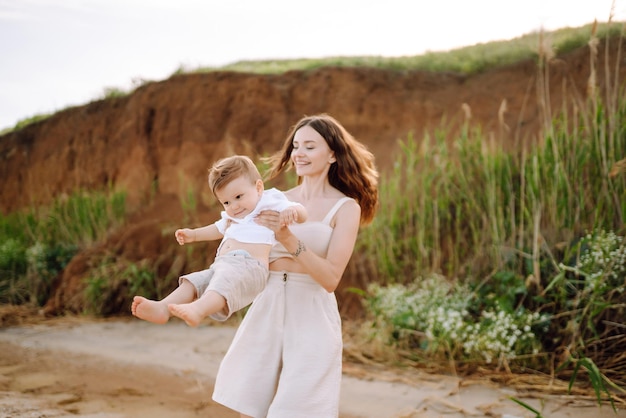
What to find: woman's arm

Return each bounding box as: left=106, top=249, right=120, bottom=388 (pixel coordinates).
left=256, top=200, right=360, bottom=292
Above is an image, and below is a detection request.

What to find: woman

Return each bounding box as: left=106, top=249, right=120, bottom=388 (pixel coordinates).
left=212, top=113, right=379, bottom=418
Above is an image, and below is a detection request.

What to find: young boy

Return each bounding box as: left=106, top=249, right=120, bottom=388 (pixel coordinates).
left=131, top=155, right=307, bottom=327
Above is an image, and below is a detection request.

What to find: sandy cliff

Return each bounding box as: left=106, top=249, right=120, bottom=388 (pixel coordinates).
left=1, top=39, right=624, bottom=316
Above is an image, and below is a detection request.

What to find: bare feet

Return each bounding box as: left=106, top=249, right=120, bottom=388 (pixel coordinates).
left=168, top=303, right=205, bottom=327
left=131, top=296, right=170, bottom=324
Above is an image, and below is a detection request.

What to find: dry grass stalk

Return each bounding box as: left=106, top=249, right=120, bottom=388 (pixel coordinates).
left=609, top=157, right=626, bottom=177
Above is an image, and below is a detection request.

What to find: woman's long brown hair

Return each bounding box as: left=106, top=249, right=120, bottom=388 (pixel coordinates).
left=265, top=114, right=379, bottom=225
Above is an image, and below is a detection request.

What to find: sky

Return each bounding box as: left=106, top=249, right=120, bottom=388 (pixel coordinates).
left=0, top=0, right=624, bottom=130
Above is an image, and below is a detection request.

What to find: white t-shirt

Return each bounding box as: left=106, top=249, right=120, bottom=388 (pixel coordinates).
left=214, top=188, right=299, bottom=245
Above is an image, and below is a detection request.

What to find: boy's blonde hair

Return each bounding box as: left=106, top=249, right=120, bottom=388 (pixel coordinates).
left=208, top=155, right=262, bottom=196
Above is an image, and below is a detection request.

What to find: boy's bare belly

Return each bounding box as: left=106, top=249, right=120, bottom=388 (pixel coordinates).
left=217, top=239, right=271, bottom=268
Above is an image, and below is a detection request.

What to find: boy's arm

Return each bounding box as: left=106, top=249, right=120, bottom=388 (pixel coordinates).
left=294, top=203, right=308, bottom=224
left=175, top=224, right=223, bottom=245
left=278, top=203, right=308, bottom=226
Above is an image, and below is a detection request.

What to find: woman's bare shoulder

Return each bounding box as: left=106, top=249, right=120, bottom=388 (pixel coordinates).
left=338, top=197, right=360, bottom=214
left=330, top=197, right=360, bottom=229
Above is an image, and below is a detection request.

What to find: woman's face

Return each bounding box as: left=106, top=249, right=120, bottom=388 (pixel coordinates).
left=291, top=125, right=335, bottom=177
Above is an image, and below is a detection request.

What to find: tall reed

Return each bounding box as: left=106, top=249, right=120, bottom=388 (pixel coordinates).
left=359, top=27, right=626, bottom=285
left=356, top=20, right=626, bottom=395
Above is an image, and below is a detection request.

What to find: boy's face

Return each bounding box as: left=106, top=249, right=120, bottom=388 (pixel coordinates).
left=214, top=176, right=263, bottom=219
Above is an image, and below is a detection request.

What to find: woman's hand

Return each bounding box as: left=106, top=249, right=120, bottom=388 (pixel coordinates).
left=255, top=210, right=291, bottom=240
left=255, top=210, right=282, bottom=231
left=278, top=207, right=299, bottom=226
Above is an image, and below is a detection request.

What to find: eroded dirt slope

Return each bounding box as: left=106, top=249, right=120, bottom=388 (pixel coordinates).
left=1, top=40, right=624, bottom=316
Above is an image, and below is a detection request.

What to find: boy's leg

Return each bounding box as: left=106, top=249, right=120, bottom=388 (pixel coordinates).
left=131, top=279, right=197, bottom=324
left=168, top=290, right=226, bottom=327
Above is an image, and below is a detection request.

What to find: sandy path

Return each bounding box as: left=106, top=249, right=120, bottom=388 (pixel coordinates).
left=0, top=317, right=623, bottom=418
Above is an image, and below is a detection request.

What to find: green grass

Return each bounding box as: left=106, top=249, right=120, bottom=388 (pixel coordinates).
left=0, top=188, right=127, bottom=305
left=354, top=22, right=626, bottom=409
left=197, top=22, right=623, bottom=75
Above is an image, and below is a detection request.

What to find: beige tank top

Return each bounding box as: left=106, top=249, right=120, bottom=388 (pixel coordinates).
left=268, top=197, right=354, bottom=263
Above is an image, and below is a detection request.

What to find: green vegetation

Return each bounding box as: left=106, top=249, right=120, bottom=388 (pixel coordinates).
left=0, top=113, right=52, bottom=135
left=100, top=86, right=128, bottom=99
left=201, top=22, right=622, bottom=75
left=0, top=188, right=126, bottom=306
left=84, top=256, right=158, bottom=316
left=354, top=23, right=626, bottom=409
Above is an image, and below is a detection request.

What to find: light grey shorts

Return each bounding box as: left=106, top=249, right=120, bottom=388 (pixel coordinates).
left=212, top=271, right=343, bottom=417
left=180, top=250, right=268, bottom=321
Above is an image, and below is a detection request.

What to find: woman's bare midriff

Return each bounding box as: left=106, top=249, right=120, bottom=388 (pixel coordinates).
left=217, top=239, right=271, bottom=268
left=269, top=257, right=307, bottom=274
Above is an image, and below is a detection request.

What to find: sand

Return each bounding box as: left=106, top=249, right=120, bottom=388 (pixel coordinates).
left=1, top=316, right=624, bottom=418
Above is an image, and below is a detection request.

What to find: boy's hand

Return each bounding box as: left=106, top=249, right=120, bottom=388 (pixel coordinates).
left=175, top=228, right=195, bottom=245
left=278, top=207, right=299, bottom=226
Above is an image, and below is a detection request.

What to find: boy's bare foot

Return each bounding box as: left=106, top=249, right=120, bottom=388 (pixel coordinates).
left=168, top=303, right=204, bottom=327
left=131, top=296, right=170, bottom=324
